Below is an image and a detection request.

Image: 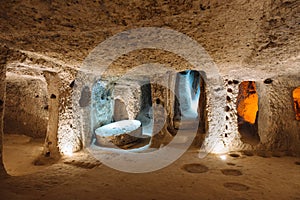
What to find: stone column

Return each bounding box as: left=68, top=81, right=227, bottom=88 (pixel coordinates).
left=0, top=46, right=8, bottom=177
left=150, top=72, right=175, bottom=148
left=43, top=70, right=61, bottom=159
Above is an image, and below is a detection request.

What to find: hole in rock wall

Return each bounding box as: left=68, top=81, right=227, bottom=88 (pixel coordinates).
left=293, top=87, right=300, bottom=121
left=236, top=81, right=260, bottom=145
left=175, top=70, right=201, bottom=120
left=92, top=79, right=152, bottom=150
left=136, top=83, right=153, bottom=136
left=3, top=73, right=48, bottom=176
left=90, top=70, right=207, bottom=150
left=174, top=70, right=207, bottom=147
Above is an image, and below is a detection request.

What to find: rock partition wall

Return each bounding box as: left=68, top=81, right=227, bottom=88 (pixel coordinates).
left=220, top=79, right=245, bottom=152
left=1, top=49, right=81, bottom=157
left=221, top=75, right=300, bottom=156
left=0, top=46, right=8, bottom=176
left=257, top=75, right=300, bottom=155
left=4, top=72, right=48, bottom=138
left=150, top=71, right=177, bottom=147
left=113, top=81, right=141, bottom=121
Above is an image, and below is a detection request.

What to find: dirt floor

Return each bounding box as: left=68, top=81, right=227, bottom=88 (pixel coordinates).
left=3, top=134, right=47, bottom=176
left=0, top=1, right=299, bottom=199
left=1, top=134, right=300, bottom=200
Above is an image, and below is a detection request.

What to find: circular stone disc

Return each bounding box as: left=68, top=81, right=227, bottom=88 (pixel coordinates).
left=95, top=120, right=142, bottom=147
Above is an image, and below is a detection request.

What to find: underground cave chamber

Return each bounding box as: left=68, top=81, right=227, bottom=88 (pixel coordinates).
left=75, top=71, right=300, bottom=157
left=89, top=70, right=206, bottom=150
left=1, top=62, right=300, bottom=176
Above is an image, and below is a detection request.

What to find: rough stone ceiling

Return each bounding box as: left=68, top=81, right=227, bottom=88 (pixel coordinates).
left=0, top=0, right=299, bottom=77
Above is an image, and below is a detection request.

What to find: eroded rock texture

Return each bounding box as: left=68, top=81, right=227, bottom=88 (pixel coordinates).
left=0, top=46, right=8, bottom=176
left=4, top=73, right=48, bottom=138
left=257, top=75, right=300, bottom=155
left=0, top=0, right=299, bottom=161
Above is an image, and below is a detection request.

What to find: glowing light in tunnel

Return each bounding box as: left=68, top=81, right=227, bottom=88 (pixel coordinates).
left=191, top=79, right=201, bottom=114
left=75, top=27, right=226, bottom=172
left=61, top=145, right=73, bottom=157
left=236, top=81, right=260, bottom=145
left=237, top=81, right=258, bottom=124
left=219, top=155, right=227, bottom=161
left=293, top=87, right=300, bottom=121
left=178, top=70, right=201, bottom=119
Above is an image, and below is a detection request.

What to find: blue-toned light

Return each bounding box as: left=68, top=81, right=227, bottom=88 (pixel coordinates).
left=178, top=70, right=201, bottom=119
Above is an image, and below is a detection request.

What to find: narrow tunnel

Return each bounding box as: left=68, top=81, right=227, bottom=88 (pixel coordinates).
left=236, top=81, right=260, bottom=145
left=136, top=82, right=153, bottom=136
left=175, top=70, right=201, bottom=120
left=174, top=70, right=207, bottom=147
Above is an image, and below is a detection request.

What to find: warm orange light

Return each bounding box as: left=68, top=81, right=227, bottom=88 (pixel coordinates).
left=237, top=81, right=258, bottom=124
left=293, top=87, right=300, bottom=121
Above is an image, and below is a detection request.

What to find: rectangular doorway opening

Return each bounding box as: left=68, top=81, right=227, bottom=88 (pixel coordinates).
left=237, top=81, right=260, bottom=145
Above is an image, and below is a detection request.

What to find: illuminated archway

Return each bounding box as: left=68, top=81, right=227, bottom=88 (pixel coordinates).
left=236, top=81, right=259, bottom=145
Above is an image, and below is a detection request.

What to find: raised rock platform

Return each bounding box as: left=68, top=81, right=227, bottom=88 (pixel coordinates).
left=95, top=120, right=142, bottom=147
